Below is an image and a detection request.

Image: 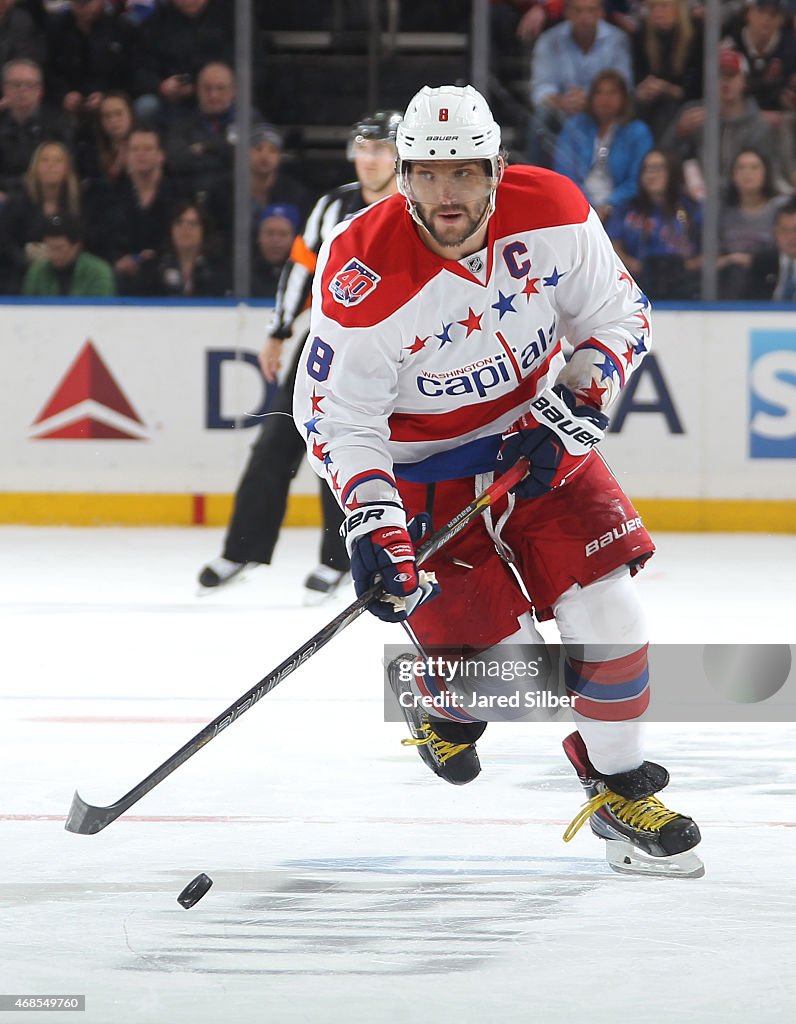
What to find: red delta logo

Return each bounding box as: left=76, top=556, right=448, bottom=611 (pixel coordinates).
left=30, top=340, right=146, bottom=440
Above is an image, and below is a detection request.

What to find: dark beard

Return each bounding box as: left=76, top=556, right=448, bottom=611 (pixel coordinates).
left=415, top=200, right=489, bottom=248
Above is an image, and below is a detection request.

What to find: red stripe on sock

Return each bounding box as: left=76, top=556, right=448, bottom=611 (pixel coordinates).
left=567, top=643, right=649, bottom=685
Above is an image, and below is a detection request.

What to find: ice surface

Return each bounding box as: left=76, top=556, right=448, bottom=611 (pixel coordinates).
left=1, top=527, right=795, bottom=1023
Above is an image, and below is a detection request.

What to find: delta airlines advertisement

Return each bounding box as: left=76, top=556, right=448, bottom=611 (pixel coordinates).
left=0, top=302, right=794, bottom=527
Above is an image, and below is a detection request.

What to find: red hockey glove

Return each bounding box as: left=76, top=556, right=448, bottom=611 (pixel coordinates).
left=350, top=512, right=440, bottom=623
left=496, top=384, right=609, bottom=499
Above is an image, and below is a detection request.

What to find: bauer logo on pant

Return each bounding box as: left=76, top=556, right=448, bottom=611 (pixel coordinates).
left=329, top=258, right=381, bottom=307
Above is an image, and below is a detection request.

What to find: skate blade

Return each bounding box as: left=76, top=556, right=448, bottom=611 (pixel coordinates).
left=195, top=569, right=250, bottom=598
left=605, top=840, right=705, bottom=879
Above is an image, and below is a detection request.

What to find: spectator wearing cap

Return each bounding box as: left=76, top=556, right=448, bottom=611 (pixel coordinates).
left=663, top=47, right=775, bottom=196
left=154, top=198, right=228, bottom=297
left=45, top=0, right=137, bottom=119
left=726, top=0, right=796, bottom=126
left=0, top=58, right=72, bottom=196
left=250, top=201, right=300, bottom=298
left=22, top=212, right=114, bottom=295
left=165, top=61, right=259, bottom=198
left=205, top=122, right=310, bottom=255
left=0, top=1, right=46, bottom=69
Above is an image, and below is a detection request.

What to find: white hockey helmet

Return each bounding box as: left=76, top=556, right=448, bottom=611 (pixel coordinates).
left=396, top=85, right=503, bottom=230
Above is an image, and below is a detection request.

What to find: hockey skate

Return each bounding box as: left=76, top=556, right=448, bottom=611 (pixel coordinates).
left=303, top=564, right=346, bottom=604
left=562, top=731, right=704, bottom=878
left=387, top=654, right=483, bottom=785
left=198, top=556, right=249, bottom=591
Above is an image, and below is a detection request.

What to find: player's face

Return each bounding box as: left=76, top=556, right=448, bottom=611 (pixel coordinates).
left=352, top=139, right=396, bottom=195
left=407, top=160, right=493, bottom=249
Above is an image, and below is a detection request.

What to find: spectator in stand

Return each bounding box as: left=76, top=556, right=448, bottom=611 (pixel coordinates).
left=165, top=61, right=254, bottom=197
left=0, top=139, right=81, bottom=291
left=529, top=0, right=633, bottom=165
left=632, top=0, right=703, bottom=141
left=606, top=147, right=702, bottom=298
left=774, top=110, right=796, bottom=190
left=663, top=48, right=774, bottom=198
left=726, top=0, right=796, bottom=128
left=133, top=0, right=233, bottom=124
left=45, top=0, right=137, bottom=120
left=746, top=197, right=796, bottom=298
left=154, top=199, right=227, bottom=296
left=491, top=0, right=562, bottom=50
left=554, top=69, right=652, bottom=220
left=0, top=0, right=46, bottom=67
left=22, top=210, right=114, bottom=294
left=88, top=126, right=184, bottom=294
left=116, top=0, right=157, bottom=23
left=0, top=58, right=72, bottom=196
left=206, top=123, right=310, bottom=255
left=717, top=147, right=787, bottom=296
left=77, top=90, right=134, bottom=182
left=250, top=202, right=300, bottom=299
left=248, top=124, right=309, bottom=221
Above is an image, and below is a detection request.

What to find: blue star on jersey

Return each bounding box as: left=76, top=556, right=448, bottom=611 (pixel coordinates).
left=543, top=267, right=565, bottom=287
left=491, top=290, right=516, bottom=319
left=303, top=415, right=322, bottom=438
left=598, top=355, right=619, bottom=381
left=436, top=322, right=454, bottom=347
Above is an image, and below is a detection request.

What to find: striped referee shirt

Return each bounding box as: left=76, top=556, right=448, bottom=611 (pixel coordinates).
left=267, top=182, right=367, bottom=339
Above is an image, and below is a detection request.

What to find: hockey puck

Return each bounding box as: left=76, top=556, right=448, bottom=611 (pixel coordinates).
left=177, top=873, right=213, bottom=909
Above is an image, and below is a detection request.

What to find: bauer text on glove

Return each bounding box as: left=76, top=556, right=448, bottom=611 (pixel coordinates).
left=495, top=384, right=609, bottom=499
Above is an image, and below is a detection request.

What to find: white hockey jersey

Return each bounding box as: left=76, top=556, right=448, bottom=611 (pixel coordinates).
left=293, top=164, right=651, bottom=516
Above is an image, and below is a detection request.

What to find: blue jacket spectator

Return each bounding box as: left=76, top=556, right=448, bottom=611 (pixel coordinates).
left=554, top=70, right=653, bottom=218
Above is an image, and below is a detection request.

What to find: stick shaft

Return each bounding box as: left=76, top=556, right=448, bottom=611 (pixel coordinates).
left=65, top=461, right=526, bottom=834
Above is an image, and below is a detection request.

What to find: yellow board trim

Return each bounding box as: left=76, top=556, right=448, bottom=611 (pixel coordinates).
left=0, top=493, right=793, bottom=532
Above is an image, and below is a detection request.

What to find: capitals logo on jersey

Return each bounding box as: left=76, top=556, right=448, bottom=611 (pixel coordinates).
left=329, top=258, right=381, bottom=307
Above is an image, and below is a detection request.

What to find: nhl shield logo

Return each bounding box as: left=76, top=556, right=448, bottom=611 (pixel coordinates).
left=329, top=258, right=381, bottom=306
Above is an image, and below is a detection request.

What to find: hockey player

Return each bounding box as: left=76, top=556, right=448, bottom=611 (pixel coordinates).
left=198, top=111, right=403, bottom=599
left=293, top=85, right=703, bottom=877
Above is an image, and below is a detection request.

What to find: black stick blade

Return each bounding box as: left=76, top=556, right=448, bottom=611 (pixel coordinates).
left=64, top=791, right=123, bottom=835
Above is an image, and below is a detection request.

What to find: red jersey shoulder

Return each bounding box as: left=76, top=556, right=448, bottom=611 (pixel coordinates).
left=494, top=165, right=590, bottom=234
left=320, top=194, right=442, bottom=327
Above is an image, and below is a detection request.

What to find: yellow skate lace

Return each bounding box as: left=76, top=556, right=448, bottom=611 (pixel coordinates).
left=563, top=790, right=680, bottom=843
left=401, top=724, right=470, bottom=765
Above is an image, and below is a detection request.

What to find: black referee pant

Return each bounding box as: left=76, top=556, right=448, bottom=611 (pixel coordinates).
left=221, top=336, right=349, bottom=572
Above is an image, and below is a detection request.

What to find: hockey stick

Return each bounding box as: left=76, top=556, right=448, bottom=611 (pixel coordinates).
left=64, top=459, right=528, bottom=835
